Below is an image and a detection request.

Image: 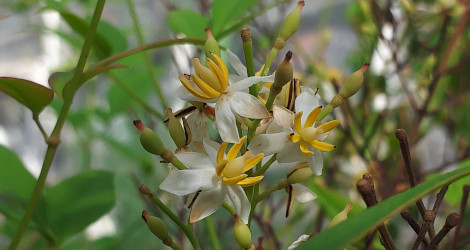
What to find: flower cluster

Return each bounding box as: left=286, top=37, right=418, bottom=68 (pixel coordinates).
left=134, top=1, right=369, bottom=248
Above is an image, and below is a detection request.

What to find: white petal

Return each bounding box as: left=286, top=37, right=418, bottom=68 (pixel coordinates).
left=277, top=142, right=304, bottom=163
left=190, top=182, right=226, bottom=223
left=307, top=150, right=324, bottom=176
left=229, top=74, right=246, bottom=84
left=248, top=132, right=291, bottom=156
left=227, top=49, right=247, bottom=78
left=159, top=169, right=217, bottom=196
left=176, top=152, right=214, bottom=169
left=187, top=111, right=209, bottom=142
left=295, top=91, right=320, bottom=125
left=176, top=85, right=215, bottom=103
left=227, top=74, right=275, bottom=92
left=203, top=139, right=221, bottom=165
left=228, top=92, right=269, bottom=119
left=215, top=97, right=240, bottom=143
left=287, top=234, right=311, bottom=250
left=272, top=105, right=295, bottom=130
left=226, top=185, right=251, bottom=223
left=292, top=184, right=317, bottom=203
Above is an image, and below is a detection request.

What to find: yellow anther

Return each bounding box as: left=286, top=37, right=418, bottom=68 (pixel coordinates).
left=237, top=176, right=264, bottom=187
left=299, top=141, right=313, bottom=157
left=178, top=74, right=212, bottom=100
left=309, top=140, right=335, bottom=152
left=223, top=156, right=247, bottom=178
left=304, top=106, right=322, bottom=128
left=193, top=58, right=221, bottom=91
left=192, top=75, right=221, bottom=98
left=244, top=153, right=264, bottom=172
left=227, top=136, right=247, bottom=161
left=223, top=174, right=248, bottom=185
left=217, top=142, right=229, bottom=164
left=206, top=58, right=227, bottom=92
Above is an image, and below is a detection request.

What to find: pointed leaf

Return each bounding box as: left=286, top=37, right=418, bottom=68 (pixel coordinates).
left=0, top=77, right=54, bottom=116
left=46, top=170, right=115, bottom=243
left=168, top=10, right=208, bottom=39
left=299, top=163, right=470, bottom=249
left=211, top=0, right=260, bottom=37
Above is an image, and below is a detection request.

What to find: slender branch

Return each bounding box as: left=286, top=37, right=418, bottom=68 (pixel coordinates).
left=204, top=217, right=222, bottom=250
left=32, top=115, right=49, bottom=141
left=255, top=154, right=277, bottom=176
left=8, top=1, right=107, bottom=249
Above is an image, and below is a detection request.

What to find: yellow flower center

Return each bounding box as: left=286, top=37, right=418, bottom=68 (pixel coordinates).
left=178, top=52, right=229, bottom=100
left=287, top=106, right=340, bottom=157
left=215, top=136, right=264, bottom=186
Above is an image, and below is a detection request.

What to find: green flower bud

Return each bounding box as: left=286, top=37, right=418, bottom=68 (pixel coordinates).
left=142, top=210, right=170, bottom=240
left=271, top=51, right=293, bottom=96
left=279, top=1, right=305, bottom=42
left=138, top=184, right=154, bottom=197
left=166, top=108, right=187, bottom=149
left=204, top=28, right=220, bottom=61
left=338, top=63, right=370, bottom=99
left=233, top=215, right=253, bottom=249
left=328, top=204, right=353, bottom=228
left=133, top=120, right=165, bottom=155
left=287, top=162, right=313, bottom=185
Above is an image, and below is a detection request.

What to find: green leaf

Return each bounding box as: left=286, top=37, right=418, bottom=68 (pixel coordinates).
left=309, top=179, right=363, bottom=218
left=168, top=10, right=208, bottom=39
left=60, top=11, right=112, bottom=58
left=82, top=64, right=128, bottom=83
left=48, top=70, right=75, bottom=100
left=0, top=77, right=54, bottom=116
left=210, top=0, right=260, bottom=37
left=298, top=163, right=470, bottom=249
left=0, top=145, right=36, bottom=201
left=45, top=170, right=115, bottom=243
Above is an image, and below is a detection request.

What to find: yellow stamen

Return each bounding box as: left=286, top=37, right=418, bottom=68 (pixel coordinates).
left=223, top=156, right=246, bottom=178
left=227, top=136, right=247, bottom=161
left=257, top=96, right=267, bottom=105
left=237, top=176, right=264, bottom=187
left=287, top=133, right=302, bottom=143
left=206, top=58, right=226, bottom=92
left=210, top=52, right=228, bottom=86
left=192, top=58, right=221, bottom=91
left=223, top=174, right=248, bottom=185
left=300, top=141, right=313, bottom=157
left=294, top=112, right=303, bottom=132
left=304, top=106, right=322, bottom=128
left=309, top=140, right=336, bottom=152
left=179, top=74, right=212, bottom=100
left=216, top=159, right=228, bottom=176
left=244, top=153, right=264, bottom=172
left=316, top=120, right=340, bottom=133
left=217, top=142, right=228, bottom=164
left=192, top=75, right=221, bottom=98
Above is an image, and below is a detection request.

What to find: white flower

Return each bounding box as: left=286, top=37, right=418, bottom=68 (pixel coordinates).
left=159, top=136, right=264, bottom=223
left=177, top=51, right=274, bottom=143
left=286, top=183, right=317, bottom=217
left=248, top=90, right=340, bottom=175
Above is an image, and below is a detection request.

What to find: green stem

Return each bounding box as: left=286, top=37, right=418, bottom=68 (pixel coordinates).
left=222, top=202, right=237, bottom=216
left=170, top=154, right=187, bottom=170
left=32, top=115, right=49, bottom=141
left=205, top=217, right=222, bottom=250
left=91, top=38, right=206, bottom=69
left=107, top=72, right=165, bottom=120
left=261, top=47, right=279, bottom=76
left=8, top=1, right=106, bottom=249
left=254, top=154, right=277, bottom=176
left=148, top=195, right=201, bottom=250
left=125, top=0, right=168, bottom=108
left=265, top=92, right=277, bottom=111
left=254, top=179, right=288, bottom=204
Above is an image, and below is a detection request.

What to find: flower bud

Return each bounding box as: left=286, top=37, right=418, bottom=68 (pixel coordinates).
left=133, top=120, right=165, bottom=155
left=279, top=1, right=305, bottom=42
left=138, top=184, right=154, bottom=197
left=233, top=215, right=253, bottom=249
left=287, top=162, right=313, bottom=184
left=271, top=51, right=293, bottom=96
left=204, top=28, right=220, bottom=62
left=166, top=108, right=187, bottom=149
left=338, top=63, right=369, bottom=99
left=142, top=210, right=170, bottom=240
left=328, top=204, right=353, bottom=228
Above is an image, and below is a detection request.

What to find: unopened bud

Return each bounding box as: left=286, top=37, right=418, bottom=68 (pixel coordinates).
left=138, top=184, right=154, bottom=197
left=271, top=51, right=294, bottom=96
left=328, top=204, right=353, bottom=228
left=142, top=210, right=170, bottom=240
left=287, top=162, right=313, bottom=184
left=279, top=1, right=305, bottom=41
left=133, top=120, right=165, bottom=155
left=204, top=28, right=220, bottom=61
left=241, top=28, right=252, bottom=43
left=166, top=108, right=187, bottom=149
left=338, top=63, right=370, bottom=99
left=234, top=215, right=253, bottom=249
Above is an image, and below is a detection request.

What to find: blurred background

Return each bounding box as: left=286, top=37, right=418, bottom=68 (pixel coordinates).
left=1, top=0, right=469, bottom=249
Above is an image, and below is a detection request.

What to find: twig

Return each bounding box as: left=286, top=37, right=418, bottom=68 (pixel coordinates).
left=450, top=185, right=470, bottom=250
left=400, top=209, right=429, bottom=246
left=411, top=210, right=435, bottom=250
left=432, top=185, right=449, bottom=213
left=429, top=213, right=460, bottom=249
